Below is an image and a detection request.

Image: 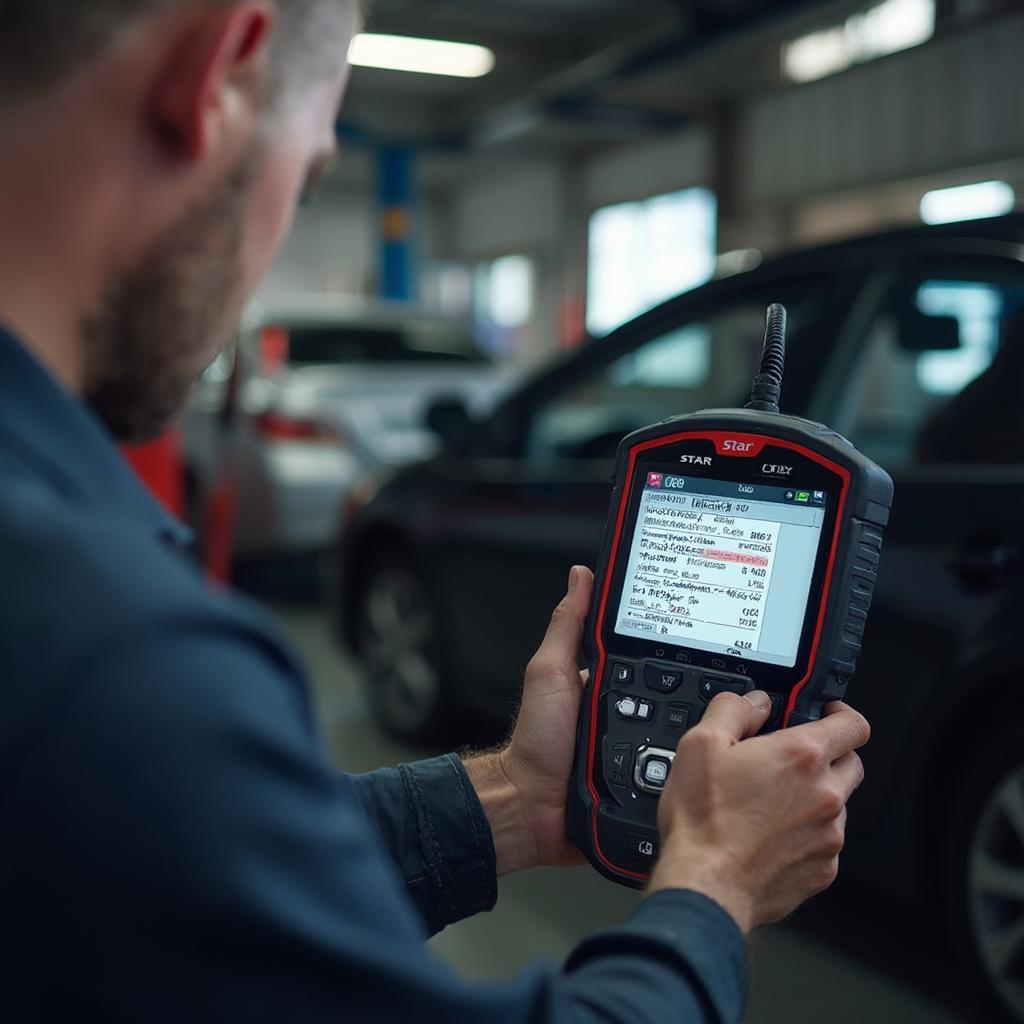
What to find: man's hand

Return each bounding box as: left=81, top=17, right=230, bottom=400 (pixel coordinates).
left=650, top=691, right=870, bottom=935
left=463, top=566, right=594, bottom=876
left=465, top=566, right=870, bottom=928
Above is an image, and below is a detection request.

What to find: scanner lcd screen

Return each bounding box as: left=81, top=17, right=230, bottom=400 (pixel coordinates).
left=613, top=472, right=830, bottom=668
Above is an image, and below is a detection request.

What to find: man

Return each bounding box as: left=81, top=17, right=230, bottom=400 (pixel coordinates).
left=0, top=2, right=869, bottom=1021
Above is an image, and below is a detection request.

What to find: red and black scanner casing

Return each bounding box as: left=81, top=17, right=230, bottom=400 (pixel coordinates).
left=566, top=407, right=894, bottom=889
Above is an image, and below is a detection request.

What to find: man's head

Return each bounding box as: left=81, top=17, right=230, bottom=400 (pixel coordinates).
left=0, top=1, right=361, bottom=441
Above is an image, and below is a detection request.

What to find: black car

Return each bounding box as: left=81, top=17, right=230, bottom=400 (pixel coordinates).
left=334, top=214, right=1024, bottom=1020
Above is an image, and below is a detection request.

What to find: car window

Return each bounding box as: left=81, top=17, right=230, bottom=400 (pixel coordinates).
left=524, top=290, right=823, bottom=463
left=818, top=259, right=1024, bottom=469
left=280, top=323, right=487, bottom=367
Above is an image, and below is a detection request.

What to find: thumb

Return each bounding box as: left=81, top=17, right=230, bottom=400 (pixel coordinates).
left=531, top=567, right=594, bottom=675
left=698, top=690, right=772, bottom=743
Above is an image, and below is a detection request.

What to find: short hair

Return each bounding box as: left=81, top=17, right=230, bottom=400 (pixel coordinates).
left=0, top=0, right=361, bottom=101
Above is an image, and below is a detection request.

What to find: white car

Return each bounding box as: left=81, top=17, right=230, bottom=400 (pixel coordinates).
left=183, top=296, right=518, bottom=560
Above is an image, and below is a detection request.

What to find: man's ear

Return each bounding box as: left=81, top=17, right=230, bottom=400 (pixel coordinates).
left=150, top=3, right=276, bottom=163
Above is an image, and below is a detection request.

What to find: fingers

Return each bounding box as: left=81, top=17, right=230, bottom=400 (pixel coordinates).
left=830, top=750, right=865, bottom=802
left=567, top=564, right=594, bottom=607
left=796, top=703, right=871, bottom=763
left=697, top=690, right=773, bottom=743
left=528, top=567, right=594, bottom=679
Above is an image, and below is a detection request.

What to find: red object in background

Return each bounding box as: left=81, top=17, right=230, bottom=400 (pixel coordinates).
left=203, top=475, right=239, bottom=586
left=260, top=325, right=289, bottom=374
left=122, top=430, right=185, bottom=518
left=255, top=410, right=340, bottom=443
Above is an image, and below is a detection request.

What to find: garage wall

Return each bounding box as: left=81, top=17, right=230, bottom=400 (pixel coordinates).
left=259, top=12, right=1023, bottom=358
left=447, top=131, right=712, bottom=259
left=259, top=181, right=449, bottom=305
left=452, top=160, right=566, bottom=258
left=444, top=159, right=567, bottom=365
left=443, top=131, right=713, bottom=359
left=583, top=130, right=712, bottom=210
left=259, top=191, right=376, bottom=302
left=740, top=12, right=1024, bottom=207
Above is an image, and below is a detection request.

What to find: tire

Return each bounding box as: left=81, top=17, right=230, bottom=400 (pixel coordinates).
left=946, top=718, right=1024, bottom=1023
left=353, top=548, right=453, bottom=745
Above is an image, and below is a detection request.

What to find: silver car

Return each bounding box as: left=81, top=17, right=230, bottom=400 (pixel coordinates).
left=184, top=297, right=517, bottom=560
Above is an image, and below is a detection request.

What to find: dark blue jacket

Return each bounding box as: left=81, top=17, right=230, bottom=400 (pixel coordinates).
left=0, top=327, right=748, bottom=1022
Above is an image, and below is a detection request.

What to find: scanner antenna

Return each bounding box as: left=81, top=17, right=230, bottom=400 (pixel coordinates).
left=746, top=303, right=787, bottom=414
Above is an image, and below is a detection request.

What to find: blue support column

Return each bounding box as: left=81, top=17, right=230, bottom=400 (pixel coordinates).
left=377, top=146, right=417, bottom=302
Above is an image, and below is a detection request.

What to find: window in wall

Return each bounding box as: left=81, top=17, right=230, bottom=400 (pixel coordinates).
left=473, top=254, right=537, bottom=358
left=586, top=188, right=717, bottom=337
left=782, top=0, right=935, bottom=84
left=421, top=263, right=474, bottom=319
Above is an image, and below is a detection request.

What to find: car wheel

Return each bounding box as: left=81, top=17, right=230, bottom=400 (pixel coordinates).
left=355, top=550, right=451, bottom=745
left=947, top=718, right=1024, bottom=1022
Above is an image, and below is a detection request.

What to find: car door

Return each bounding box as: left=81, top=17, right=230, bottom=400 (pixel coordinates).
left=432, top=274, right=844, bottom=714
left=807, top=247, right=1024, bottom=877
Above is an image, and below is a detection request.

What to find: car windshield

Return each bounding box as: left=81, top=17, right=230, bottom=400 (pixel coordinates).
left=281, top=322, right=489, bottom=367
left=521, top=279, right=828, bottom=462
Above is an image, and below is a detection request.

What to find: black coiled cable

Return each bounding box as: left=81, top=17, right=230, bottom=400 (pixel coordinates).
left=746, top=302, right=787, bottom=414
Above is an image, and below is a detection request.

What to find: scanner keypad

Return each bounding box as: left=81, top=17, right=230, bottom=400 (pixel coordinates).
left=602, top=657, right=763, bottom=800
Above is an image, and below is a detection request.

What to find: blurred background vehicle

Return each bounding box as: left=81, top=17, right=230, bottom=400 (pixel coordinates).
left=182, top=297, right=518, bottom=569
left=333, top=213, right=1024, bottom=1018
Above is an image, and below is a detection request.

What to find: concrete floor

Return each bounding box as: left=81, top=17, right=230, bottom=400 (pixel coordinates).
left=271, top=601, right=981, bottom=1024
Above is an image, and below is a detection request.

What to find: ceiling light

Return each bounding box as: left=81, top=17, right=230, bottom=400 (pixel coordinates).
left=349, top=33, right=495, bottom=79
left=920, top=181, right=1016, bottom=225
left=783, top=0, right=935, bottom=84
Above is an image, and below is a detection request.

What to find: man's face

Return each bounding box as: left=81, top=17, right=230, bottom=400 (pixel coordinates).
left=83, top=62, right=349, bottom=443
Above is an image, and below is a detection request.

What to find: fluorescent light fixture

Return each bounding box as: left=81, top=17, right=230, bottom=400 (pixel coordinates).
left=349, top=33, right=495, bottom=78
left=783, top=0, right=935, bottom=84
left=920, top=181, right=1016, bottom=225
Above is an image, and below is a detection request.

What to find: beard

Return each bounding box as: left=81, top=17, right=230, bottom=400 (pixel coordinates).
left=82, top=149, right=260, bottom=444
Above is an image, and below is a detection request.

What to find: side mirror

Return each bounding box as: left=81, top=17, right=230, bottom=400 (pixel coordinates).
left=425, top=397, right=475, bottom=449
left=898, top=307, right=961, bottom=353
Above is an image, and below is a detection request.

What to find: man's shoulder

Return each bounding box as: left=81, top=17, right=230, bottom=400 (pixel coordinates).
left=1, top=455, right=200, bottom=621
left=0, top=452, right=302, bottom=707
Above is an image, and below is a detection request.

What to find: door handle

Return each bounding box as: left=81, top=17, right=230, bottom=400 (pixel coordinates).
left=945, top=537, right=1018, bottom=589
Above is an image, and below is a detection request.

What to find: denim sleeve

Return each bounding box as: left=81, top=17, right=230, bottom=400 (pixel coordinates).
left=6, top=620, right=749, bottom=1024
left=348, top=755, right=497, bottom=936
left=562, top=889, right=749, bottom=1023
left=347, top=764, right=748, bottom=1018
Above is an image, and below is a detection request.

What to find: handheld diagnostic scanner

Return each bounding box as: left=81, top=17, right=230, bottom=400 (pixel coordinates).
left=566, top=304, right=894, bottom=889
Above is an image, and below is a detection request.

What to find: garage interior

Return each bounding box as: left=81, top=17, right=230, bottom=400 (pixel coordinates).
left=268, top=0, right=1023, bottom=361
left=8, top=0, right=1021, bottom=1021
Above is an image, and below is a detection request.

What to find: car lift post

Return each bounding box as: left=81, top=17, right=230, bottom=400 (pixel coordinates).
left=377, top=145, right=417, bottom=302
